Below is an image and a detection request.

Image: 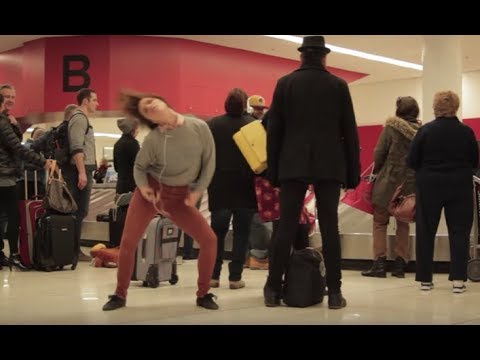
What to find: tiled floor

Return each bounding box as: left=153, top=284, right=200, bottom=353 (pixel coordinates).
left=2, top=253, right=480, bottom=325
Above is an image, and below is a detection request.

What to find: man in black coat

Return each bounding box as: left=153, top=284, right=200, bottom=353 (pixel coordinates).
left=265, top=36, right=361, bottom=309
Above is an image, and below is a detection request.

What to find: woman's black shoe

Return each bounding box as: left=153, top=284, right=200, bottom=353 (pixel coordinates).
left=9, top=254, right=29, bottom=271
left=0, top=256, right=12, bottom=271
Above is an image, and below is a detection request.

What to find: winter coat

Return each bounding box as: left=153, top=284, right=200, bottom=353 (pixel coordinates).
left=372, top=116, right=420, bottom=209
left=0, top=114, right=45, bottom=181
left=266, top=64, right=361, bottom=188
left=113, top=134, right=140, bottom=194
left=207, top=113, right=257, bottom=211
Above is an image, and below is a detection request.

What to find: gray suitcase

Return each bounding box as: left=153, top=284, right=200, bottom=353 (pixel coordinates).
left=132, top=216, right=181, bottom=287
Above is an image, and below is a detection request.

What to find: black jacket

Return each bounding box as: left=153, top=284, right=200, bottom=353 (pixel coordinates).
left=113, top=134, right=140, bottom=194
left=0, top=114, right=45, bottom=179
left=407, top=116, right=479, bottom=174
left=267, top=64, right=361, bottom=188
left=207, top=113, right=257, bottom=211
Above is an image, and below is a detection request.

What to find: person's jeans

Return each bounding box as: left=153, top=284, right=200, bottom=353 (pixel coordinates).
left=248, top=213, right=270, bottom=260
left=211, top=208, right=255, bottom=281
left=62, top=165, right=93, bottom=243
left=0, top=186, right=20, bottom=255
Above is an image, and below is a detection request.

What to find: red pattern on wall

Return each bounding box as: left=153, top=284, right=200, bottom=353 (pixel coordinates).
left=463, top=118, right=480, bottom=139
left=357, top=125, right=383, bottom=173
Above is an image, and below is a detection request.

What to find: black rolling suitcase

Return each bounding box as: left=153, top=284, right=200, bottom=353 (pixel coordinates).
left=33, top=214, right=79, bottom=271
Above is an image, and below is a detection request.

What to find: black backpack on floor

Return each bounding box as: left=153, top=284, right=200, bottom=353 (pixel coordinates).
left=283, top=248, right=326, bottom=308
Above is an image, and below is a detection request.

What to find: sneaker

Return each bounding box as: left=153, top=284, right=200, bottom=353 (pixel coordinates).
left=209, top=279, right=220, bottom=288
left=229, top=280, right=245, bottom=289
left=453, top=281, right=466, bottom=293
left=102, top=294, right=126, bottom=311
left=249, top=257, right=269, bottom=270
left=420, top=282, right=434, bottom=291
left=328, top=293, right=347, bottom=309
left=196, top=293, right=219, bottom=310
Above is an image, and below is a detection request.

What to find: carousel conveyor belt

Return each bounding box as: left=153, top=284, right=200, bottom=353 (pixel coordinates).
left=81, top=187, right=464, bottom=262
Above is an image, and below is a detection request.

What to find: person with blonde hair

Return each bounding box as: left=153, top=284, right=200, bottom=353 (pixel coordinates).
left=407, top=90, right=479, bottom=293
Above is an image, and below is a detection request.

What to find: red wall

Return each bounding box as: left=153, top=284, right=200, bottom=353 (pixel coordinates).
left=357, top=118, right=480, bottom=173
left=0, top=47, right=24, bottom=117
left=44, top=36, right=111, bottom=112
left=0, top=35, right=368, bottom=116
left=464, top=118, right=480, bottom=139
left=358, top=125, right=383, bottom=172
left=22, top=39, right=46, bottom=114
left=108, top=36, right=182, bottom=111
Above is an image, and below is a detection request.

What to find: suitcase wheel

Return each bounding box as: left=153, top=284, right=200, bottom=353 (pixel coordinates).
left=169, top=274, right=179, bottom=285
left=467, top=259, right=480, bottom=282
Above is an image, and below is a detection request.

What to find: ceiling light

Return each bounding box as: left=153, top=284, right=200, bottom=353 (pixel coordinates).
left=264, top=35, right=423, bottom=71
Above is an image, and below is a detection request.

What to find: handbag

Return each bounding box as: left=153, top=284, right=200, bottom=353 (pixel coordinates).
left=43, top=161, right=78, bottom=214
left=283, top=247, right=326, bottom=308
left=340, top=163, right=376, bottom=215
left=254, top=177, right=313, bottom=224
left=232, top=120, right=267, bottom=174
left=388, top=183, right=416, bottom=223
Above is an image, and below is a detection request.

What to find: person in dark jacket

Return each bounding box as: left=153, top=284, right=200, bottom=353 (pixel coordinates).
left=407, top=90, right=479, bottom=293
left=265, top=35, right=361, bottom=309
left=0, top=93, right=51, bottom=270
left=207, top=88, right=257, bottom=290
left=362, top=97, right=421, bottom=279
left=19, top=127, right=47, bottom=200
left=245, top=95, right=270, bottom=270
left=113, top=118, right=140, bottom=194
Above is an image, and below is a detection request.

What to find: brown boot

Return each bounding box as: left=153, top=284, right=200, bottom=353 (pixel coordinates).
left=249, top=257, right=268, bottom=270
left=229, top=280, right=245, bottom=289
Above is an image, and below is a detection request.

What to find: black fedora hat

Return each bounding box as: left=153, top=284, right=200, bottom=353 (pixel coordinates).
left=298, top=35, right=331, bottom=53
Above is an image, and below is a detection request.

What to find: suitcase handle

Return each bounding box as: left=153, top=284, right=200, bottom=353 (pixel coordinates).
left=24, top=169, right=43, bottom=201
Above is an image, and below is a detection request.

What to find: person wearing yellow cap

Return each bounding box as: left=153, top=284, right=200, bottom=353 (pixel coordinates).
left=248, top=95, right=268, bottom=120
left=245, top=95, right=270, bottom=271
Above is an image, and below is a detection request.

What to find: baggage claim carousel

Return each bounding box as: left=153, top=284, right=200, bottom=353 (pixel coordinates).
left=83, top=185, right=466, bottom=270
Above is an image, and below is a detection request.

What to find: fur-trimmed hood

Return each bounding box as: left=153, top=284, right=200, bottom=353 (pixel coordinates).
left=384, top=116, right=420, bottom=140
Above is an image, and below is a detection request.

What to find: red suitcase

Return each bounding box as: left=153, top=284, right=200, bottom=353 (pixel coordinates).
left=19, top=171, right=46, bottom=266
